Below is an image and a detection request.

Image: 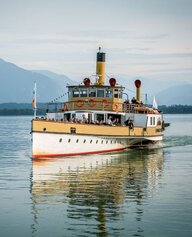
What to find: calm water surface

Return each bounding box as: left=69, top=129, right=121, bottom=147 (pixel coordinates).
left=0, top=114, right=192, bottom=237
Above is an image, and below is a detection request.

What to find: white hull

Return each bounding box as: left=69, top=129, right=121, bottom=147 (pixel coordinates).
left=32, top=132, right=163, bottom=158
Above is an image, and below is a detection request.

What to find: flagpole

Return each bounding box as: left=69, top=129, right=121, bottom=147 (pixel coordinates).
left=33, top=82, right=37, bottom=118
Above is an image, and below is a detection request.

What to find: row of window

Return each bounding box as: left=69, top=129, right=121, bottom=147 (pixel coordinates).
left=59, top=138, right=123, bottom=145
left=68, top=88, right=123, bottom=99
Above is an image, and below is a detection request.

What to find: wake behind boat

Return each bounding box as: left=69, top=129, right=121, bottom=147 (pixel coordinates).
left=31, top=48, right=165, bottom=158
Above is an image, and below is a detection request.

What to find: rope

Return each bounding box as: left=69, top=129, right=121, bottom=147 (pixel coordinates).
left=49, top=91, right=69, bottom=103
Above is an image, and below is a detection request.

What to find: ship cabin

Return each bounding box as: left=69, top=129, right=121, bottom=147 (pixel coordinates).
left=46, top=48, right=163, bottom=129
left=46, top=80, right=128, bottom=126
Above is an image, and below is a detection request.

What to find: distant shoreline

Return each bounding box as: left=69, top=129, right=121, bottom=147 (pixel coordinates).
left=0, top=103, right=192, bottom=115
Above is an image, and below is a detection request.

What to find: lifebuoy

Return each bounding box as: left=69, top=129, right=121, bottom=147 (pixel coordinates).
left=102, top=99, right=108, bottom=107
left=76, top=99, right=84, bottom=107
left=112, top=103, right=118, bottom=111
left=89, top=99, right=96, bottom=107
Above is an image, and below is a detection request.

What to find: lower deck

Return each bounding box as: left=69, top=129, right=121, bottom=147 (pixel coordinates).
left=31, top=119, right=163, bottom=158
left=32, top=119, right=163, bottom=138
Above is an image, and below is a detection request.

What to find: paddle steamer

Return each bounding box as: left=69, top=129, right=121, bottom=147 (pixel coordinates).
left=31, top=48, right=164, bottom=158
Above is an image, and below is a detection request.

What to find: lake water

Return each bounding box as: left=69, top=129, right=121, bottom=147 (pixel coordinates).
left=0, top=114, right=192, bottom=237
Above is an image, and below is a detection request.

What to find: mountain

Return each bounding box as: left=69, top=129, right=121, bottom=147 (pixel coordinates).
left=32, top=70, right=74, bottom=88
left=0, top=59, right=76, bottom=103
left=156, top=84, right=192, bottom=105
left=0, top=58, right=191, bottom=105
left=115, top=75, right=192, bottom=105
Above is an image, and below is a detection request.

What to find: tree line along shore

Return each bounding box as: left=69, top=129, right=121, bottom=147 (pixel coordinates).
left=0, top=103, right=192, bottom=115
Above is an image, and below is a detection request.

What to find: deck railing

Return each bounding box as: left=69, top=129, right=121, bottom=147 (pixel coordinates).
left=47, top=100, right=153, bottom=114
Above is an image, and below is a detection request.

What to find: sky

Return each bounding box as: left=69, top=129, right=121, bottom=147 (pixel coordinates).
left=0, top=0, right=192, bottom=87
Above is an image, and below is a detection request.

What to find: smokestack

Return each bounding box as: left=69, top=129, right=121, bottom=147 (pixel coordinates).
left=96, top=47, right=105, bottom=85
left=135, top=80, right=141, bottom=103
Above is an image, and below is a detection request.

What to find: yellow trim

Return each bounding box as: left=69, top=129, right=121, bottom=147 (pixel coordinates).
left=32, top=120, right=163, bottom=137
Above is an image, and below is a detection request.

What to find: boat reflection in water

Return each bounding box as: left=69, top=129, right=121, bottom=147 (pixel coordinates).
left=30, top=149, right=164, bottom=237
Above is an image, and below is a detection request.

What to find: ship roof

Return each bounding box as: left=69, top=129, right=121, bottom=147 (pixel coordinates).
left=67, top=84, right=125, bottom=89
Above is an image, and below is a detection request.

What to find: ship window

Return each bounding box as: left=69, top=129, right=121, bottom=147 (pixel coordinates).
left=150, top=117, right=153, bottom=125
left=68, top=90, right=72, bottom=99
left=96, top=114, right=104, bottom=122
left=76, top=139, right=79, bottom=143
left=114, top=89, right=119, bottom=98
left=80, top=89, right=88, bottom=97
left=106, top=89, right=112, bottom=98
left=111, top=140, right=113, bottom=144
left=96, top=140, right=98, bottom=144
left=89, top=88, right=96, bottom=97
left=68, top=139, right=71, bottom=143
left=59, top=138, right=62, bottom=143
left=119, top=90, right=123, bottom=99
left=97, top=89, right=104, bottom=97
left=106, top=140, right=108, bottom=144
left=150, top=117, right=155, bottom=126
left=90, top=140, right=92, bottom=144
left=73, top=90, right=80, bottom=98
left=83, top=139, right=86, bottom=143
left=101, top=140, right=103, bottom=144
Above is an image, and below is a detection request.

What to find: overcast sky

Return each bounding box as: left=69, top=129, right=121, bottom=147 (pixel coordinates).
left=0, top=0, right=192, bottom=84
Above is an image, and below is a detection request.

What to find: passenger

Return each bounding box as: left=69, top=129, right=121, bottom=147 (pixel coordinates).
left=128, top=119, right=134, bottom=129
left=72, top=115, right=78, bottom=123
left=95, top=120, right=100, bottom=125
left=63, top=116, right=68, bottom=123
left=113, top=118, right=120, bottom=126
left=124, top=118, right=133, bottom=127
left=107, top=116, right=113, bottom=126
left=112, top=118, right=117, bottom=126
left=82, top=115, right=88, bottom=124
left=131, top=97, right=137, bottom=104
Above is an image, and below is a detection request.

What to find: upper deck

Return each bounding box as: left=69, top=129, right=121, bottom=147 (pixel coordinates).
left=66, top=84, right=125, bottom=112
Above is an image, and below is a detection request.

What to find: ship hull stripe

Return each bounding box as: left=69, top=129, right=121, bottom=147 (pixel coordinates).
left=32, top=147, right=127, bottom=158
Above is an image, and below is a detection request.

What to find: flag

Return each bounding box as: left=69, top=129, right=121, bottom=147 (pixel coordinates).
left=32, top=98, right=35, bottom=107
left=152, top=96, right=158, bottom=109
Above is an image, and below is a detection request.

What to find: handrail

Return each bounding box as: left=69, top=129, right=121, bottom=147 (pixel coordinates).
left=46, top=100, right=156, bottom=114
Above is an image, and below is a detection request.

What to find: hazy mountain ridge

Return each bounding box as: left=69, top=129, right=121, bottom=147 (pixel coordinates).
left=156, top=85, right=192, bottom=105
left=0, top=58, right=191, bottom=105
left=116, top=76, right=192, bottom=105
left=32, top=70, right=75, bottom=88
left=0, top=59, right=75, bottom=103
